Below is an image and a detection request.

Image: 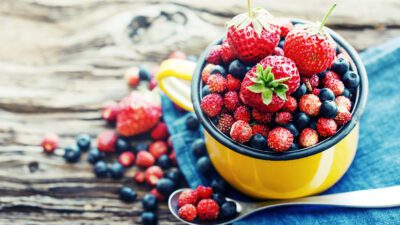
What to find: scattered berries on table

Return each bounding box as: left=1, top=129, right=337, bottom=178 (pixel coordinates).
left=136, top=151, right=155, bottom=168
left=149, top=141, right=168, bottom=159
left=150, top=122, right=169, bottom=140
left=119, top=186, right=137, bottom=203
left=76, top=134, right=91, bottom=151
left=101, top=101, right=120, bottom=123
left=118, top=151, right=135, bottom=167
left=97, top=130, right=118, bottom=153
left=63, top=145, right=81, bottom=163
left=41, top=133, right=59, bottom=154
left=142, top=194, right=158, bottom=211
left=185, top=115, right=200, bottom=130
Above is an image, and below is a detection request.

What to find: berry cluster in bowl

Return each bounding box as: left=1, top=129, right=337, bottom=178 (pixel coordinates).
left=200, top=4, right=360, bottom=153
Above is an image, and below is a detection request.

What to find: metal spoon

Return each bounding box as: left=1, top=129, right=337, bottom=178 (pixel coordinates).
left=169, top=186, right=400, bottom=225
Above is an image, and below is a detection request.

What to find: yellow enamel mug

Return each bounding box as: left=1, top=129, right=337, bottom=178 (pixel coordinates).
left=156, top=20, right=368, bottom=199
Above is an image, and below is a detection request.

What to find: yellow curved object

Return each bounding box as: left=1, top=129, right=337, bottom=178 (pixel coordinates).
left=157, top=59, right=359, bottom=199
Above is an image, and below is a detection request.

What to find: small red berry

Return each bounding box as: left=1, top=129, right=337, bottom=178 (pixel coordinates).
left=133, top=171, right=145, bottom=184
left=299, top=128, right=319, bottom=148
left=196, top=199, right=220, bottom=220
left=149, top=141, right=168, bottom=159
left=41, top=133, right=59, bottom=154
left=216, top=113, right=235, bottom=135
left=136, top=151, right=155, bottom=168
left=230, top=120, right=253, bottom=143
left=273, top=47, right=284, bottom=56
left=335, top=96, right=351, bottom=111
left=206, top=45, right=222, bottom=65
left=97, top=130, right=118, bottom=153
left=221, top=41, right=236, bottom=63
left=273, top=18, right=294, bottom=37
left=202, top=64, right=214, bottom=84
left=207, top=74, right=227, bottom=93
left=145, top=165, right=164, bottom=186
left=299, top=94, right=322, bottom=117
left=226, top=74, right=241, bottom=91
left=196, top=185, right=213, bottom=199
left=169, top=150, right=177, bottom=166
left=224, top=91, right=240, bottom=111
left=322, top=70, right=340, bottom=85
left=335, top=106, right=352, bottom=126
left=101, top=101, right=120, bottom=123
left=178, top=204, right=197, bottom=222
left=324, top=79, right=344, bottom=96
left=317, top=118, right=338, bottom=137
left=124, top=67, right=140, bottom=87
left=148, top=77, right=158, bottom=90
left=252, top=109, right=273, bottom=124
left=233, top=105, right=251, bottom=122
left=168, top=51, right=187, bottom=59
left=118, top=152, right=135, bottom=167
left=150, top=122, right=169, bottom=140
left=282, top=96, right=297, bottom=113
left=201, top=94, right=223, bottom=117
left=312, top=88, right=321, bottom=96
left=252, top=124, right=270, bottom=137
left=267, top=127, right=293, bottom=152
left=275, top=111, right=292, bottom=125
left=150, top=188, right=166, bottom=201
left=178, top=190, right=199, bottom=207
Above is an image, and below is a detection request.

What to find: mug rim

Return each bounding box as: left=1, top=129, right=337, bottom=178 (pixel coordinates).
left=191, top=19, right=368, bottom=161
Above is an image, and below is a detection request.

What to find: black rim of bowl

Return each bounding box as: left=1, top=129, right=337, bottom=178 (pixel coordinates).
left=191, top=19, right=368, bottom=161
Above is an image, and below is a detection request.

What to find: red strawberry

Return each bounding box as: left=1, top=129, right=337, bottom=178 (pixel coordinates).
left=97, top=130, right=118, bottom=153
left=299, top=128, right=319, bottom=148
left=41, top=133, right=59, bottom=154
left=133, top=171, right=145, bottom=184
left=283, top=5, right=337, bottom=76
left=179, top=204, right=197, bottom=222
left=117, top=91, right=162, bottom=136
left=145, top=165, right=164, bottom=186
left=230, top=120, right=253, bottom=143
left=196, top=186, right=213, bottom=199
left=317, top=118, right=337, bottom=137
left=335, top=106, right=351, bottom=126
left=196, top=199, right=220, bottom=220
left=221, top=41, right=237, bottom=63
left=322, top=70, right=340, bottom=85
left=224, top=91, right=240, bottom=111
left=335, top=96, right=351, bottom=111
left=178, top=190, right=199, bottom=207
left=150, top=188, right=166, bottom=201
left=124, top=67, right=140, bottom=87
left=273, top=47, right=284, bottom=56
left=201, top=94, right=223, bottom=117
left=233, top=105, right=251, bottom=122
left=216, top=113, right=235, bottom=135
left=312, top=88, right=321, bottom=96
left=118, top=152, right=135, bottom=167
left=226, top=6, right=280, bottom=64
left=299, top=94, right=322, bottom=117
left=267, top=127, right=293, bottom=152
left=207, top=74, right=227, bottom=93
left=168, top=50, right=187, bottom=59
left=252, top=109, right=273, bottom=124
left=240, top=56, right=300, bottom=112
left=136, top=151, right=155, bottom=168
left=149, top=141, right=168, bottom=159
left=206, top=45, right=222, bottom=64
left=150, top=122, right=169, bottom=140
left=272, top=18, right=294, bottom=37
left=275, top=111, right=292, bottom=125
left=324, top=79, right=344, bottom=96
left=101, top=101, right=120, bottom=123
left=282, top=96, right=297, bottom=113
left=226, top=74, right=241, bottom=91
left=202, top=64, right=214, bottom=84
left=252, top=124, right=270, bottom=137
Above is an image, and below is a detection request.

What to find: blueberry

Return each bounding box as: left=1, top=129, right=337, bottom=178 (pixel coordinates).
left=197, top=156, right=213, bottom=175
left=278, top=39, right=285, bottom=48
left=141, top=212, right=157, bottom=225
left=220, top=201, right=238, bottom=219
left=202, top=85, right=211, bottom=97
left=331, top=58, right=349, bottom=76
left=115, top=138, right=129, bottom=154
left=211, top=65, right=227, bottom=76
left=156, top=154, right=170, bottom=169
left=342, top=88, right=352, bottom=99
left=320, top=101, right=338, bottom=118
left=293, top=112, right=310, bottom=130
left=250, top=134, right=266, bottom=150
left=135, top=143, right=149, bottom=153
left=139, top=67, right=151, bottom=81
left=87, top=148, right=105, bottom=164
left=192, top=139, right=207, bottom=157
left=109, top=162, right=124, bottom=179
left=211, top=178, right=227, bottom=194
left=309, top=119, right=317, bottom=130
left=119, top=186, right=137, bottom=203
left=186, top=115, right=199, bottom=130
left=187, top=55, right=198, bottom=62
left=335, top=45, right=340, bottom=55
left=76, top=134, right=91, bottom=151
left=317, top=71, right=327, bottom=80
left=289, top=142, right=300, bottom=151
left=284, top=123, right=299, bottom=137
left=342, top=71, right=360, bottom=89
left=292, top=83, right=307, bottom=99
left=165, top=168, right=181, bottom=183
left=318, top=88, right=335, bottom=101
left=63, top=145, right=81, bottom=163
left=228, top=60, right=246, bottom=79
left=156, top=178, right=176, bottom=197
left=93, top=161, right=109, bottom=178
left=212, top=193, right=226, bottom=206
left=142, top=194, right=158, bottom=211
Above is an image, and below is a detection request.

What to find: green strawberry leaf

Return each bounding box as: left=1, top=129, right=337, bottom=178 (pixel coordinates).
left=274, top=84, right=288, bottom=100
left=249, top=76, right=263, bottom=84
left=262, top=66, right=271, bottom=80
left=256, top=64, right=264, bottom=76
left=247, top=83, right=265, bottom=93
left=252, top=19, right=263, bottom=37
left=261, top=89, right=273, bottom=105
left=238, top=18, right=252, bottom=30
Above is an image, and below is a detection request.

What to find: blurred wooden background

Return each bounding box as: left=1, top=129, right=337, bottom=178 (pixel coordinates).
left=0, top=0, right=399, bottom=224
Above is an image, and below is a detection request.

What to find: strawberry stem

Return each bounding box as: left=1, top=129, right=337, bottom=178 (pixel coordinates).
left=319, top=3, right=336, bottom=31
left=247, top=0, right=252, bottom=18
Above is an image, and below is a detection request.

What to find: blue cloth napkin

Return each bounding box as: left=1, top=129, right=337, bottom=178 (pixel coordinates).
left=162, top=37, right=400, bottom=224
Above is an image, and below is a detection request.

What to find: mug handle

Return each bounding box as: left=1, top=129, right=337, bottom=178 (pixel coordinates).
left=156, top=59, right=197, bottom=112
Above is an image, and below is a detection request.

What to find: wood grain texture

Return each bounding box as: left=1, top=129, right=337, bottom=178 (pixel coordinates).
left=0, top=0, right=399, bottom=224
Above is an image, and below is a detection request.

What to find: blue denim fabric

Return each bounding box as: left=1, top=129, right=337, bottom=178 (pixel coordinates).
left=162, top=37, right=400, bottom=224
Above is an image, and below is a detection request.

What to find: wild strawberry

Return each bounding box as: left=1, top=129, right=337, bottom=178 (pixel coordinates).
left=216, top=113, right=235, bottom=135
left=284, top=5, right=337, bottom=76
left=299, top=94, right=322, bottom=116
left=196, top=186, right=213, bottom=199
left=252, top=109, right=273, bottom=124
left=207, top=74, right=227, bottom=93
left=324, top=79, right=344, bottom=96
left=299, top=128, right=319, bottom=148
left=267, top=127, right=293, bottom=152
left=178, top=204, right=197, bottom=222
left=273, top=18, right=294, bottom=37
left=233, top=105, right=251, bottom=122
left=145, top=165, right=163, bottom=186
left=335, top=106, right=351, bottom=126
left=196, top=199, right=220, bottom=220
left=97, top=130, right=118, bottom=153
left=223, top=91, right=240, bottom=111
left=226, top=74, right=241, bottom=91
left=118, top=152, right=135, bottom=167
left=230, top=120, right=253, bottom=143
left=226, top=5, right=280, bottom=64
left=273, top=47, right=284, bottom=56
left=101, top=101, right=120, bottom=123
left=282, top=96, right=297, bottom=113
left=168, top=50, right=187, bottom=59
left=202, top=64, right=214, bottom=84
left=206, top=45, right=222, bottom=64
left=178, top=190, right=199, bottom=207
left=136, top=151, right=155, bottom=168
left=312, top=88, right=321, bottom=96
left=335, top=96, right=351, bottom=111
left=303, top=74, right=320, bottom=91
left=275, top=111, right=292, bottom=125
left=221, top=41, right=236, bottom=63
left=240, top=56, right=300, bottom=112
left=133, top=170, right=145, bottom=184
left=124, top=67, right=140, bottom=87
left=252, top=124, right=270, bottom=137
left=117, top=91, right=162, bottom=136
left=41, top=133, right=59, bottom=154
left=150, top=188, right=166, bottom=201
left=150, top=122, right=169, bottom=140
left=201, top=94, right=223, bottom=117
left=149, top=141, right=168, bottom=159
left=322, top=70, right=340, bottom=85
left=316, top=118, right=337, bottom=137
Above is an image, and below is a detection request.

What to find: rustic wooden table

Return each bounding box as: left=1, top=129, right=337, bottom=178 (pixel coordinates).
left=0, top=0, right=399, bottom=224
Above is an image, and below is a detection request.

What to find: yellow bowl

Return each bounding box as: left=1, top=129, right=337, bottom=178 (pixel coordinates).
left=156, top=20, right=368, bottom=199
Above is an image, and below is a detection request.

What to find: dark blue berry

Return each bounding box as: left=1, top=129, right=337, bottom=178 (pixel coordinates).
left=141, top=212, right=157, bottom=225
left=87, top=148, right=105, bottom=164
left=197, top=156, right=213, bottom=176
left=186, top=115, right=199, bottom=130
left=202, top=85, right=211, bottom=97
left=156, top=178, right=176, bottom=197
left=139, top=67, right=151, bottom=81
left=135, top=143, right=149, bottom=153
left=63, top=145, right=81, bottom=163
left=284, top=123, right=299, bottom=137
left=289, top=142, right=300, bottom=151
left=228, top=60, right=246, bottom=79
left=142, top=194, right=158, bottom=211
left=335, top=45, right=340, bottom=55
left=220, top=201, right=238, bottom=219
left=119, top=186, right=137, bottom=203
left=156, top=154, right=170, bottom=169
left=211, top=178, right=227, bottom=194
left=76, top=134, right=91, bottom=151
left=320, top=101, right=338, bottom=118
left=93, top=161, right=108, bottom=178
left=212, top=193, right=226, bottom=206
left=292, top=83, right=307, bottom=99
left=278, top=39, right=285, bottom=48
left=309, top=119, right=317, bottom=130
left=165, top=168, right=181, bottom=183
left=342, top=88, right=352, bottom=98
left=331, top=58, right=349, bottom=76
left=115, top=138, right=129, bottom=154
left=192, top=139, right=206, bottom=157
left=319, top=88, right=335, bottom=101
left=187, top=55, right=198, bottom=62
left=317, top=71, right=327, bottom=80
left=293, top=112, right=310, bottom=130
left=211, top=65, right=227, bottom=76
left=109, top=162, right=124, bottom=179
left=342, top=71, right=360, bottom=89
left=250, top=134, right=266, bottom=150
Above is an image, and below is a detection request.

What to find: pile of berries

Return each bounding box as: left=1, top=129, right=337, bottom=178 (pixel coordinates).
left=200, top=3, right=359, bottom=152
